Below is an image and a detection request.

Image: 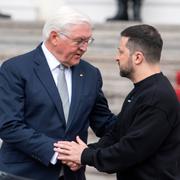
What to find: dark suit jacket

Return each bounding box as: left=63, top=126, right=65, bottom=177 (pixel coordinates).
left=0, top=45, right=116, bottom=180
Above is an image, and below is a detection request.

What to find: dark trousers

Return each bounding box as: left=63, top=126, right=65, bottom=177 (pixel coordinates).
left=117, top=0, right=141, bottom=20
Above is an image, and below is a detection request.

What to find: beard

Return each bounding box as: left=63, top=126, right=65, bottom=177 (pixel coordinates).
left=119, top=57, right=133, bottom=79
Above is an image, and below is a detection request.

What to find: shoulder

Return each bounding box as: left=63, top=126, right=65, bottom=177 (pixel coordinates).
left=0, top=46, right=41, bottom=74
left=79, top=59, right=101, bottom=75
left=139, top=74, right=178, bottom=111
left=0, top=48, right=40, bottom=82
left=152, top=74, right=176, bottom=102
left=2, top=48, right=38, bottom=68
left=80, top=59, right=98, bottom=70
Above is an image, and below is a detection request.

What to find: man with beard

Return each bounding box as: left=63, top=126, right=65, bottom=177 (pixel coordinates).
left=55, top=24, right=180, bottom=180
left=0, top=6, right=116, bottom=180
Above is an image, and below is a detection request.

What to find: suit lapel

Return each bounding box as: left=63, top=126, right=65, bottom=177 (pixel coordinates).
left=33, top=45, right=66, bottom=123
left=66, top=64, right=84, bottom=130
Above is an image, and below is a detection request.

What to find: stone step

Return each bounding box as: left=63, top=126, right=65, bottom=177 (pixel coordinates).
left=0, top=21, right=179, bottom=113
left=0, top=21, right=179, bottom=63
left=0, top=21, right=179, bottom=43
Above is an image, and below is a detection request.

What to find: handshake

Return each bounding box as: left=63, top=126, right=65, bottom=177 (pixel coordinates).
left=54, top=136, right=88, bottom=171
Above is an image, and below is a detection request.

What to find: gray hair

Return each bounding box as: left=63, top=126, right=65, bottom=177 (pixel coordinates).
left=42, top=6, right=93, bottom=41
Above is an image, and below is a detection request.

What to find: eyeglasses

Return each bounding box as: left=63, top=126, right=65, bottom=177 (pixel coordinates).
left=58, top=32, right=94, bottom=46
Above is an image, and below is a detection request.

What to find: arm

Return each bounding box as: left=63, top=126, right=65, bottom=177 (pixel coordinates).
left=82, top=105, right=172, bottom=173
left=88, top=119, right=120, bottom=149
left=89, top=68, right=117, bottom=137
left=0, top=62, right=56, bottom=166
left=56, top=105, right=172, bottom=173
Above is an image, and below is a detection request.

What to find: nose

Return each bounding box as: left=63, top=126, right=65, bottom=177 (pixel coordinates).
left=79, top=42, right=88, bottom=51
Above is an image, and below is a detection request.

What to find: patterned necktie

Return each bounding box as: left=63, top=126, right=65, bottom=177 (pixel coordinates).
left=57, top=64, right=69, bottom=122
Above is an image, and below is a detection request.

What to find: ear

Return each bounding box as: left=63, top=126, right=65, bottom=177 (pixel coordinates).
left=133, top=51, right=144, bottom=65
left=49, top=31, right=59, bottom=46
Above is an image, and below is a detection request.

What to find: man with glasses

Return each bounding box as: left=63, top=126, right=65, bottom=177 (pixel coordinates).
left=0, top=6, right=116, bottom=180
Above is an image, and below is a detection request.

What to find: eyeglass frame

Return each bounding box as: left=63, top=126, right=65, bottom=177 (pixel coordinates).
left=58, top=32, right=94, bottom=47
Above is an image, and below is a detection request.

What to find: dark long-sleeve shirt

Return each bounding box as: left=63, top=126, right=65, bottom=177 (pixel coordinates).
left=82, top=73, right=180, bottom=180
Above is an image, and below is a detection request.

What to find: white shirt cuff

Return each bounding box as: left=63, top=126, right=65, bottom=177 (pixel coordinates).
left=50, top=152, right=58, bottom=165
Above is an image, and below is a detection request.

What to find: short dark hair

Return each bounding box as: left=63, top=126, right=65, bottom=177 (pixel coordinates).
left=121, top=24, right=163, bottom=64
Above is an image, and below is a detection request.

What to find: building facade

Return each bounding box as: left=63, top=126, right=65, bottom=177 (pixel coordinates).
left=0, top=0, right=180, bottom=24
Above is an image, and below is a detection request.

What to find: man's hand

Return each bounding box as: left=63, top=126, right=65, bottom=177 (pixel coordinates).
left=62, top=160, right=82, bottom=171
left=54, top=136, right=88, bottom=165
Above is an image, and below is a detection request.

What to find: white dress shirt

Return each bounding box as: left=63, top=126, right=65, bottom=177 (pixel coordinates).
left=41, top=43, right=72, bottom=166
left=41, top=43, right=72, bottom=102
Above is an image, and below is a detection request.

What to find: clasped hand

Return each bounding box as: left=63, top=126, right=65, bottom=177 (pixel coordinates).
left=54, top=136, right=87, bottom=171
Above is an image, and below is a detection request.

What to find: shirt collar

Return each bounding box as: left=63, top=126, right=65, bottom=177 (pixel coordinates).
left=41, top=43, right=60, bottom=71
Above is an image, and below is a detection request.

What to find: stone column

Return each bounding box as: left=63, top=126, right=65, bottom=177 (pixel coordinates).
left=142, top=0, right=180, bottom=24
